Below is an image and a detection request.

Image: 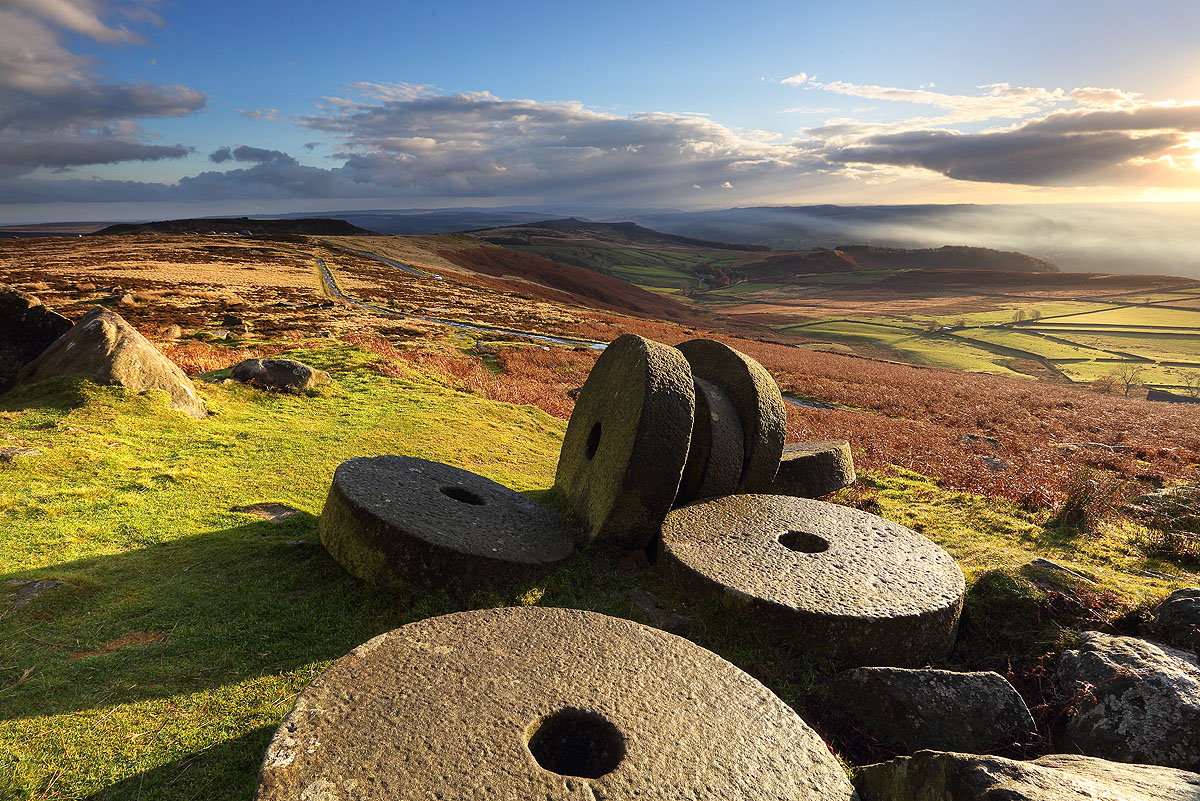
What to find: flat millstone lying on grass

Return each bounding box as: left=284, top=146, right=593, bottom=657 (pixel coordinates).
left=256, top=607, right=855, bottom=800
left=319, top=456, right=573, bottom=591
left=555, top=334, right=694, bottom=549
left=675, top=339, right=785, bottom=493
left=659, top=494, right=965, bottom=667
left=770, top=440, right=857, bottom=498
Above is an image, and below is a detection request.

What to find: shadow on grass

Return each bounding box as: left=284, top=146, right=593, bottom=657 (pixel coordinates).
left=0, top=376, right=91, bottom=414
left=84, top=726, right=274, bottom=801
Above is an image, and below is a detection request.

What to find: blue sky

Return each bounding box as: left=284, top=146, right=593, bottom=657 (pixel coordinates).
left=4, top=0, right=1200, bottom=221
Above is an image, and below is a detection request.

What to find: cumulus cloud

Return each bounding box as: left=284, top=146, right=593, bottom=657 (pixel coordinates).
left=0, top=0, right=203, bottom=178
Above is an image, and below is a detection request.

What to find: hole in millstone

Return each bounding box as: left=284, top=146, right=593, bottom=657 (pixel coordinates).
left=527, top=707, right=626, bottom=779
left=778, top=530, right=830, bottom=553
left=585, top=421, right=602, bottom=461
left=440, top=485, right=485, bottom=505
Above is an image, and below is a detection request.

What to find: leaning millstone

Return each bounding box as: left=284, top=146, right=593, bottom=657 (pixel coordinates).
left=0, top=288, right=72, bottom=393
left=1057, top=632, right=1200, bottom=772
left=855, top=751, right=1200, bottom=801
left=231, top=358, right=331, bottom=393
left=555, top=334, right=694, bottom=549
left=817, top=667, right=1035, bottom=753
left=660, top=494, right=964, bottom=666
left=676, top=377, right=743, bottom=504
left=676, top=339, right=785, bottom=493
left=256, top=607, right=855, bottom=800
left=16, top=306, right=206, bottom=418
left=319, top=456, right=572, bottom=591
left=770, top=440, right=856, bottom=498
left=1151, top=587, right=1200, bottom=654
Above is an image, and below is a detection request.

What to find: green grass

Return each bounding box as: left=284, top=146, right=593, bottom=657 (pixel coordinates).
left=1053, top=330, right=1200, bottom=361
left=1049, top=306, right=1200, bottom=328
left=954, top=328, right=1109, bottom=360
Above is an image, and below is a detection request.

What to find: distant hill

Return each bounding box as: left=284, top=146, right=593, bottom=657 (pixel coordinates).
left=470, top=218, right=766, bottom=252
left=91, top=217, right=374, bottom=237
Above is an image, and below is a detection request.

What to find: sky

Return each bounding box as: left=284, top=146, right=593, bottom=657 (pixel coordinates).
left=4, top=0, right=1200, bottom=223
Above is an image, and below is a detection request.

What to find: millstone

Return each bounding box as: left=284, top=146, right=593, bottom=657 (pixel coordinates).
left=676, top=377, right=743, bottom=504
left=256, top=607, right=855, bottom=800
left=319, top=455, right=572, bottom=590
left=555, top=334, right=695, bottom=549
left=675, top=339, right=785, bottom=493
left=770, top=440, right=857, bottom=498
left=659, top=494, right=964, bottom=666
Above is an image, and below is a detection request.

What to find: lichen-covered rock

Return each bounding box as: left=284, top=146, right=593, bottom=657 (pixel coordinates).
left=659, top=494, right=964, bottom=666
left=231, top=358, right=330, bottom=393
left=0, top=287, right=72, bottom=393
left=1152, top=587, right=1200, bottom=654
left=676, top=376, right=743, bottom=504
left=16, top=306, right=206, bottom=418
left=818, top=667, right=1035, bottom=753
left=1057, top=632, right=1200, bottom=772
left=555, top=334, right=694, bottom=549
left=855, top=750, right=1200, bottom=801
left=257, top=608, right=855, bottom=800
left=770, top=440, right=856, bottom=498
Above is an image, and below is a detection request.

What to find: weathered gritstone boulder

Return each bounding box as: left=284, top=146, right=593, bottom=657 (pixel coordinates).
left=676, top=377, right=743, bottom=504
left=256, top=607, right=855, bottom=801
left=770, top=440, right=856, bottom=498
left=319, top=456, right=572, bottom=591
left=1057, top=632, right=1200, bottom=771
left=818, top=667, right=1035, bottom=753
left=676, top=339, right=785, bottom=493
left=231, top=358, right=331, bottom=393
left=660, top=494, right=964, bottom=666
left=0, top=288, right=72, bottom=393
left=555, top=334, right=694, bottom=549
left=16, top=306, right=206, bottom=418
left=1152, top=587, right=1200, bottom=653
left=855, top=751, right=1200, bottom=801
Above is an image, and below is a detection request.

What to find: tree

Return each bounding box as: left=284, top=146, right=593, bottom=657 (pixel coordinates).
left=925, top=319, right=942, bottom=332
left=1115, top=363, right=1148, bottom=397
left=1181, top=371, right=1200, bottom=398
left=1028, top=308, right=1042, bottom=321
left=1012, top=309, right=1027, bottom=323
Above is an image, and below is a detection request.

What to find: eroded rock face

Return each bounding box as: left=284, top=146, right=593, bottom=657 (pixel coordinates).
left=15, top=306, right=206, bottom=418
left=256, top=608, right=855, bottom=800
left=818, top=667, right=1035, bottom=753
left=855, top=750, right=1200, bottom=801
left=0, top=288, right=72, bottom=393
left=1057, top=632, right=1200, bottom=772
left=231, top=358, right=331, bottom=393
left=1151, top=587, right=1200, bottom=654
left=770, top=440, right=857, bottom=498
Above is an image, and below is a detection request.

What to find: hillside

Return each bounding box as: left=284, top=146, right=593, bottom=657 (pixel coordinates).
left=92, top=217, right=375, bottom=237
left=471, top=218, right=766, bottom=252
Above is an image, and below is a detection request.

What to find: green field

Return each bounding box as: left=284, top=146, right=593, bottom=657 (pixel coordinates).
left=1041, top=305, right=1200, bottom=328
left=955, top=328, right=1109, bottom=360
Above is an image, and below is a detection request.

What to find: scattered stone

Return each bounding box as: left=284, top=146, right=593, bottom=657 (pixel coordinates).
left=16, top=306, right=207, bottom=418
left=209, top=329, right=230, bottom=341
left=660, top=494, right=964, bottom=666
left=221, top=313, right=250, bottom=331
left=116, top=293, right=137, bottom=307
left=159, top=324, right=183, bottom=340
left=1125, top=486, right=1200, bottom=532
left=233, top=503, right=303, bottom=522
left=676, top=377, right=743, bottom=504
left=818, top=667, right=1036, bottom=753
left=770, top=440, right=856, bottom=498
left=256, top=608, right=854, bottom=800
left=231, top=358, right=331, bottom=393
left=0, top=288, right=73, bottom=393
left=0, top=447, right=41, bottom=464
left=319, top=456, right=573, bottom=591
left=1057, top=632, right=1200, bottom=772
left=980, top=455, right=1010, bottom=472
left=555, top=334, right=694, bottom=549
left=1151, top=587, right=1200, bottom=654
left=956, top=433, right=1002, bottom=450
left=676, top=339, right=785, bottom=493
left=4, top=579, right=63, bottom=613
left=623, top=588, right=696, bottom=635
left=855, top=751, right=1200, bottom=801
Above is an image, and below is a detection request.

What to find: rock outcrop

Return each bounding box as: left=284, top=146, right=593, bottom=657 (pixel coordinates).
left=231, top=358, right=330, bottom=393
left=1152, top=587, right=1200, bottom=654
left=0, top=288, right=72, bottom=393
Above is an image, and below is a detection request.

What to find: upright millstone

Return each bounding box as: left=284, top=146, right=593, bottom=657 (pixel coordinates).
left=256, top=608, right=856, bottom=800
left=675, top=339, right=785, bottom=493
left=660, top=494, right=964, bottom=666
left=319, top=455, right=573, bottom=591
left=676, top=377, right=744, bottom=505
left=555, top=334, right=695, bottom=549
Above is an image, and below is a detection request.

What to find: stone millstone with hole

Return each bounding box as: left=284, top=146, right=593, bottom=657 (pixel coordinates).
left=255, top=607, right=855, bottom=801
left=555, top=334, right=694, bottom=549
left=660, top=494, right=964, bottom=667
left=319, top=455, right=573, bottom=591
left=770, top=440, right=856, bottom=498
left=676, top=376, right=743, bottom=505
left=16, top=306, right=206, bottom=418
left=675, top=339, right=785, bottom=493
